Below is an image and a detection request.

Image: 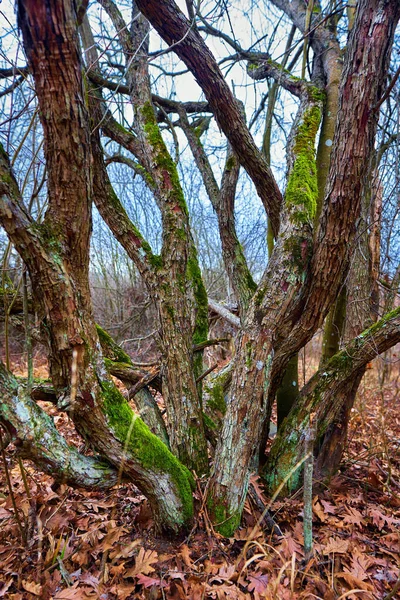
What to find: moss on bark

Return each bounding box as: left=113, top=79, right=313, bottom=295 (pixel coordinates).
left=285, top=104, right=321, bottom=225
left=100, top=380, right=194, bottom=524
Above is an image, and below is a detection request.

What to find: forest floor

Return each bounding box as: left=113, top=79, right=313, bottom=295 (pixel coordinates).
left=0, top=362, right=399, bottom=600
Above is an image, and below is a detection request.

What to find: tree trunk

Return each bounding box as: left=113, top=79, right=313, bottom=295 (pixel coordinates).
left=264, top=307, right=400, bottom=495
left=0, top=360, right=118, bottom=490
left=207, top=0, right=400, bottom=535
left=0, top=0, right=195, bottom=532
left=81, top=9, right=209, bottom=474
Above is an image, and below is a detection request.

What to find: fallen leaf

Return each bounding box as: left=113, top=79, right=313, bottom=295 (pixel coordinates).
left=109, top=583, right=136, bottom=600
left=337, top=571, right=374, bottom=591
left=320, top=499, right=337, bottom=514
left=124, top=547, right=158, bottom=578
left=137, top=573, right=167, bottom=588
left=247, top=571, right=269, bottom=593
left=0, top=580, right=13, bottom=598
left=101, top=526, right=126, bottom=551
left=180, top=544, right=194, bottom=570
left=323, top=537, right=349, bottom=555
left=22, top=580, right=42, bottom=596
left=341, top=506, right=366, bottom=528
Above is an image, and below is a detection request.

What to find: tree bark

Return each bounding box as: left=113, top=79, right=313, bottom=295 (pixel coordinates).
left=0, top=0, right=195, bottom=532
left=0, top=360, right=118, bottom=489
left=207, top=0, right=400, bottom=536
left=264, top=306, right=400, bottom=494
left=82, top=8, right=209, bottom=474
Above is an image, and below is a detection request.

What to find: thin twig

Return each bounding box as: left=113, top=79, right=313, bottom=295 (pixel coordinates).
left=0, top=427, right=26, bottom=543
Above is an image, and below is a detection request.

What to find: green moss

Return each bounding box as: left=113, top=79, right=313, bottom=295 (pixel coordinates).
left=245, top=342, right=253, bottom=369
left=110, top=119, right=135, bottom=137
left=100, top=379, right=194, bottom=523
left=203, top=412, right=217, bottom=431
left=245, top=270, right=258, bottom=294
left=357, top=305, right=400, bottom=338
left=105, top=186, right=159, bottom=267
left=166, top=305, right=175, bottom=320
left=247, top=62, right=259, bottom=71
left=96, top=325, right=132, bottom=365
left=134, top=163, right=156, bottom=188
left=307, top=86, right=326, bottom=105
left=194, top=126, right=203, bottom=141
left=148, top=254, right=163, bottom=269
left=283, top=234, right=312, bottom=272
left=186, top=254, right=208, bottom=345
left=141, top=102, right=188, bottom=217
left=285, top=104, right=321, bottom=225
left=225, top=155, right=236, bottom=172
left=205, top=382, right=226, bottom=415
left=208, top=498, right=241, bottom=537
left=103, top=357, right=133, bottom=372
left=262, top=425, right=304, bottom=494
left=253, top=286, right=266, bottom=307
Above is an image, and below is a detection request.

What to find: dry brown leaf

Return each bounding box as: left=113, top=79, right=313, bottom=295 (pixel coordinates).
left=109, top=583, right=137, bottom=600
left=313, top=500, right=328, bottom=523
left=22, top=580, right=42, bottom=596
left=323, top=537, right=349, bottom=555
left=0, top=580, right=13, bottom=598
left=336, top=571, right=374, bottom=591
left=100, top=526, right=126, bottom=551
left=53, top=584, right=96, bottom=599
left=180, top=543, right=194, bottom=570
left=320, top=499, right=337, bottom=514
left=0, top=507, right=11, bottom=519
left=123, top=547, right=158, bottom=579
left=109, top=537, right=141, bottom=559
left=341, top=507, right=366, bottom=528
left=350, top=548, right=374, bottom=579
left=137, top=573, right=167, bottom=588
left=247, top=571, right=269, bottom=594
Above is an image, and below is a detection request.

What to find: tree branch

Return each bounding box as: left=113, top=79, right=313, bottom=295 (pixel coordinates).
left=0, top=362, right=118, bottom=490
left=134, top=0, right=283, bottom=236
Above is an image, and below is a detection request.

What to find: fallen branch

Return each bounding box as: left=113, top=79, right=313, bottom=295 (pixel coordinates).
left=208, top=298, right=240, bottom=328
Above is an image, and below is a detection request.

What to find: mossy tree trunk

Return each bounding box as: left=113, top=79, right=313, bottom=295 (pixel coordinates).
left=207, top=86, right=323, bottom=535
left=0, top=360, right=119, bottom=490
left=263, top=307, right=400, bottom=495
left=0, top=0, right=194, bottom=532
left=206, top=0, right=399, bottom=535
left=81, top=5, right=208, bottom=474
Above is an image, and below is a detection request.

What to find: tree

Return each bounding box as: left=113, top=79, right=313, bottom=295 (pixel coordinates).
left=0, top=0, right=399, bottom=536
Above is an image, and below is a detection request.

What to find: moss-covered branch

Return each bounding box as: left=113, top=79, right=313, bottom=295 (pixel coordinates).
left=264, top=306, right=400, bottom=495
left=0, top=361, right=118, bottom=489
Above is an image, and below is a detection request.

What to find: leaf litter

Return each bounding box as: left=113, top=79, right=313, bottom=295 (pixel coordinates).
left=0, top=369, right=399, bottom=599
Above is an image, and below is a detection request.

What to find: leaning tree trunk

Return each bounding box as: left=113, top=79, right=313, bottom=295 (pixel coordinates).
left=0, top=360, right=119, bottom=489
left=315, top=154, right=382, bottom=478
left=263, top=307, right=400, bottom=494
left=81, top=7, right=209, bottom=474
left=0, top=0, right=195, bottom=532
left=207, top=0, right=400, bottom=535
